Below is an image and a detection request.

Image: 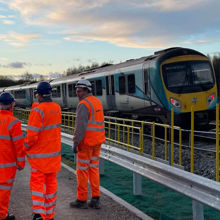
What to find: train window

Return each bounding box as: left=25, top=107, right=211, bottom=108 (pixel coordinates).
left=119, top=76, right=126, bottom=94
left=111, top=75, right=115, bottom=95
left=90, top=81, right=95, bottom=94
left=106, top=77, right=109, bottom=95
left=89, top=80, right=102, bottom=96
left=52, top=86, right=61, bottom=98
left=73, top=85, right=76, bottom=96
left=68, top=84, right=73, bottom=97
left=96, top=80, right=102, bottom=96
left=68, top=84, right=76, bottom=97
left=191, top=62, right=214, bottom=85
left=14, top=90, right=25, bottom=99
left=144, top=69, right=148, bottom=95
left=128, top=74, right=135, bottom=93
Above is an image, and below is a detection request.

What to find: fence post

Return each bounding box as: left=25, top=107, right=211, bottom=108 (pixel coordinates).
left=216, top=103, right=219, bottom=182
left=192, top=200, right=204, bottom=220
left=99, top=158, right=105, bottom=175
left=168, top=143, right=171, bottom=165
left=152, top=122, right=155, bottom=160
left=133, top=172, right=142, bottom=195
left=191, top=106, right=194, bottom=173
left=171, top=108, right=174, bottom=166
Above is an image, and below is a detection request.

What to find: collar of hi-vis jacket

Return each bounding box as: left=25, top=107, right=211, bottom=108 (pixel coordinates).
left=39, top=97, right=53, bottom=103
left=0, top=110, right=13, bottom=115
left=80, top=93, right=92, bottom=101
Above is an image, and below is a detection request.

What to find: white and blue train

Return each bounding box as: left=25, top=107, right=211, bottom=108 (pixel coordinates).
left=0, top=47, right=217, bottom=128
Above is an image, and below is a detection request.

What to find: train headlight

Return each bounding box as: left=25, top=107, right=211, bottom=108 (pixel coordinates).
left=170, top=97, right=181, bottom=109
left=207, top=94, right=215, bottom=106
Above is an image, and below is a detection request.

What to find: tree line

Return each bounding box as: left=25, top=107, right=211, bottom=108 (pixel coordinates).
left=0, top=62, right=111, bottom=88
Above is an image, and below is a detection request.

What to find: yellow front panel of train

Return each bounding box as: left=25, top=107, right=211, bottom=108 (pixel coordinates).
left=165, top=86, right=217, bottom=112
left=160, top=55, right=217, bottom=113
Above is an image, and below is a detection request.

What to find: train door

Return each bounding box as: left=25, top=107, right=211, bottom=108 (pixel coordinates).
left=105, top=75, right=116, bottom=110
left=143, top=62, right=151, bottom=106
left=62, top=83, right=67, bottom=107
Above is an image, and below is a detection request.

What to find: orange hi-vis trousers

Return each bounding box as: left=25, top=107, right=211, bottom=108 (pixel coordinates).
left=76, top=144, right=101, bottom=201
left=30, top=169, right=57, bottom=220
left=0, top=178, right=14, bottom=220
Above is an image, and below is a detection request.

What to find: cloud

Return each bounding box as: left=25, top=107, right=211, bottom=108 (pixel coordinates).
left=130, top=0, right=209, bottom=11
left=2, top=19, right=14, bottom=24
left=3, top=0, right=220, bottom=49
left=0, top=57, right=8, bottom=61
left=0, top=62, right=27, bottom=68
left=7, top=62, right=27, bottom=68
left=0, top=13, right=16, bottom=25
left=0, top=32, right=40, bottom=46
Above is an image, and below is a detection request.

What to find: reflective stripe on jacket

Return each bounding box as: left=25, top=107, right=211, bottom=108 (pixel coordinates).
left=24, top=102, right=61, bottom=173
left=78, top=96, right=105, bottom=147
left=0, top=110, right=25, bottom=183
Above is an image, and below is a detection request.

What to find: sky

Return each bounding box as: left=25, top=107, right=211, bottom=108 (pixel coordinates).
left=0, top=0, right=220, bottom=79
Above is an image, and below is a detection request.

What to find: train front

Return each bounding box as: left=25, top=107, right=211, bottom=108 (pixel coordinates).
left=160, top=48, right=217, bottom=128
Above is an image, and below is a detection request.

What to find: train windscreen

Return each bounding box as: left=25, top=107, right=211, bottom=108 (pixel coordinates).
left=162, top=60, right=214, bottom=93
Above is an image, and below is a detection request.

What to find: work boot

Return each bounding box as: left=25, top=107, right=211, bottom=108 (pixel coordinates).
left=69, top=199, right=88, bottom=209
left=3, top=214, right=15, bottom=220
left=88, top=197, right=101, bottom=209
left=32, top=214, right=43, bottom=220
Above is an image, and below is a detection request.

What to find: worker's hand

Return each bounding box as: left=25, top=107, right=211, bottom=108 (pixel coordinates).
left=72, top=143, right=78, bottom=154
left=17, top=161, right=25, bottom=171
left=17, top=165, right=24, bottom=171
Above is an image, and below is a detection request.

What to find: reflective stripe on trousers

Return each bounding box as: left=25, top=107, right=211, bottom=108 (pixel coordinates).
left=76, top=145, right=101, bottom=201
left=0, top=181, right=14, bottom=219
left=30, top=169, right=57, bottom=219
left=27, top=151, right=61, bottom=159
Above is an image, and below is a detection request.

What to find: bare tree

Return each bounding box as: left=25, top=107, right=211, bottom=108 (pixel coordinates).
left=20, top=72, right=34, bottom=81
left=65, top=61, right=113, bottom=76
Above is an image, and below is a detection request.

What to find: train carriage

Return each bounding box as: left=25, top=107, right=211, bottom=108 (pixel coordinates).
left=1, top=47, right=217, bottom=128
left=4, top=83, right=37, bottom=107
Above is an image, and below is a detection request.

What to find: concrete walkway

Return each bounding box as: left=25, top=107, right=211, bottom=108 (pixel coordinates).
left=9, top=163, right=151, bottom=220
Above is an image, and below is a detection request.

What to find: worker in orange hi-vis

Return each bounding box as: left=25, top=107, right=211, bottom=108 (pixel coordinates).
left=24, top=81, right=61, bottom=220
left=31, top=102, right=38, bottom=109
left=69, top=79, right=105, bottom=210
left=0, top=92, right=25, bottom=220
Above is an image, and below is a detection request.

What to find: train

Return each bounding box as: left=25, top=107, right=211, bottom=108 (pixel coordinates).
left=0, top=47, right=217, bottom=128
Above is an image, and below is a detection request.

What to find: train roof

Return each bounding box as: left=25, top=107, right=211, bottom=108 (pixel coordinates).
left=4, top=82, right=38, bottom=91
left=50, top=56, right=152, bottom=84
left=61, top=47, right=206, bottom=79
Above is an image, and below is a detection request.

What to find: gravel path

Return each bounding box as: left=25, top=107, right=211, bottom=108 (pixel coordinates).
left=9, top=163, right=145, bottom=220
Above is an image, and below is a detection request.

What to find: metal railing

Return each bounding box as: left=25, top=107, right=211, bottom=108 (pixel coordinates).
left=21, top=123, right=220, bottom=219
left=14, top=105, right=220, bottom=182
left=54, top=129, right=220, bottom=220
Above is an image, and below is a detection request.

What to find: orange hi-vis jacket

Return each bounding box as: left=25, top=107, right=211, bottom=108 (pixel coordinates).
left=31, top=102, right=38, bottom=109
left=0, top=110, right=25, bottom=183
left=79, top=96, right=105, bottom=147
left=24, top=102, right=61, bottom=173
